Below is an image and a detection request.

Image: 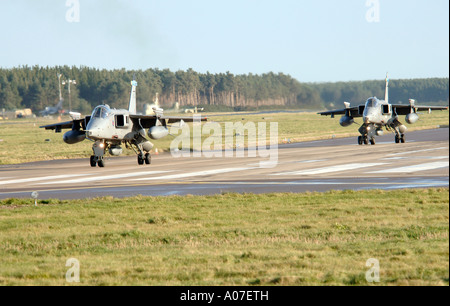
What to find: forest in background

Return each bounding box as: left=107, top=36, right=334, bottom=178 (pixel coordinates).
left=0, top=66, right=448, bottom=114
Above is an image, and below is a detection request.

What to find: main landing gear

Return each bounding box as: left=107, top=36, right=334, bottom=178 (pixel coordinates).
left=358, top=135, right=375, bottom=146
left=395, top=134, right=405, bottom=144
left=137, top=153, right=151, bottom=165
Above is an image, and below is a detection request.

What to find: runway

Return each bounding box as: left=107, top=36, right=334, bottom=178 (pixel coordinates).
left=0, top=128, right=448, bottom=200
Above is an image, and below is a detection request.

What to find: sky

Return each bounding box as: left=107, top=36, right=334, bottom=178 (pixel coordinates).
left=0, top=0, right=448, bottom=83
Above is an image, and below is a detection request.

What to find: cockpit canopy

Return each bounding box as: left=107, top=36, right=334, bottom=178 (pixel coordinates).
left=365, top=98, right=379, bottom=108
left=91, top=105, right=111, bottom=119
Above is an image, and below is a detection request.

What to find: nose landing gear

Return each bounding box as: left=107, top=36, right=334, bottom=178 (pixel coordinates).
left=90, top=140, right=106, bottom=167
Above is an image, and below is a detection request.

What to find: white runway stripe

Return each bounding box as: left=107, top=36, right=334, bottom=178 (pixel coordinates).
left=0, top=174, right=90, bottom=186
left=272, top=163, right=386, bottom=176
left=37, top=171, right=173, bottom=185
left=131, top=167, right=255, bottom=181
left=387, top=147, right=448, bottom=157
left=369, top=162, right=449, bottom=174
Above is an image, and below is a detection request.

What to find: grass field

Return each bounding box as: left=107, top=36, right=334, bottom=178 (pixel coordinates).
left=0, top=189, right=448, bottom=286
left=0, top=110, right=448, bottom=165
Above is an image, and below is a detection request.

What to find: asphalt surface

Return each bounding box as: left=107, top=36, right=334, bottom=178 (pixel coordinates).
left=0, top=128, right=448, bottom=200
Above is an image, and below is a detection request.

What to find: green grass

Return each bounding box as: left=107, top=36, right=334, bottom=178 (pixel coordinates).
left=0, top=189, right=448, bottom=286
left=0, top=110, right=448, bottom=165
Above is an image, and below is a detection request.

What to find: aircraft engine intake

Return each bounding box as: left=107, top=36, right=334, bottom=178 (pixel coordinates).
left=405, top=113, right=419, bottom=124
left=63, top=130, right=86, bottom=144
left=148, top=126, right=169, bottom=140
left=339, top=116, right=354, bottom=127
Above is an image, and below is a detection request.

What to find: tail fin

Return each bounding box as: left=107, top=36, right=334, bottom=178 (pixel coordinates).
left=56, top=99, right=64, bottom=110
left=129, top=77, right=138, bottom=114
left=384, top=73, right=389, bottom=104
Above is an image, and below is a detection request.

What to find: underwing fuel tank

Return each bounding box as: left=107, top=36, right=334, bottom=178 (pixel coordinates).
left=405, top=113, right=419, bottom=124
left=109, top=146, right=123, bottom=156
left=339, top=116, right=354, bottom=127
left=63, top=130, right=86, bottom=144
left=148, top=126, right=169, bottom=140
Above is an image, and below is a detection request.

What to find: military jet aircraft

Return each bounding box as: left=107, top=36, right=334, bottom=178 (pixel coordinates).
left=40, top=99, right=64, bottom=117
left=41, top=79, right=207, bottom=167
left=318, top=74, right=448, bottom=145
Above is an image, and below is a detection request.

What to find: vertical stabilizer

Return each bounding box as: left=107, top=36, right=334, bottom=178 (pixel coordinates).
left=385, top=73, right=389, bottom=104
left=129, top=78, right=138, bottom=114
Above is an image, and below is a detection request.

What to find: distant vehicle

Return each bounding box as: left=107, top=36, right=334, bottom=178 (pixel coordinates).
left=184, top=107, right=205, bottom=114
left=318, top=74, right=448, bottom=145
left=41, top=78, right=207, bottom=167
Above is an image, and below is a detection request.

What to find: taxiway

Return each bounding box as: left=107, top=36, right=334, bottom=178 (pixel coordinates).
left=0, top=128, right=448, bottom=200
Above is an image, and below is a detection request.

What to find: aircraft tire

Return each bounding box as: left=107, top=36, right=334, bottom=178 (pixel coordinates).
left=370, top=138, right=376, bottom=145
left=363, top=137, right=369, bottom=145
left=137, top=155, right=145, bottom=165
left=98, top=159, right=105, bottom=168
left=358, top=136, right=363, bottom=145
left=395, top=136, right=400, bottom=144
left=400, top=135, right=405, bottom=143
left=144, top=153, right=151, bottom=165
left=90, top=156, right=97, bottom=167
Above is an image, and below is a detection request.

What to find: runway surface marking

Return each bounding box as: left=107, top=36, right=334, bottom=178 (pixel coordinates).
left=387, top=147, right=448, bottom=156
left=0, top=174, right=91, bottom=186
left=369, top=162, right=449, bottom=174
left=131, top=167, right=255, bottom=181
left=37, top=171, right=173, bottom=185
left=272, top=163, right=386, bottom=176
left=383, top=156, right=448, bottom=161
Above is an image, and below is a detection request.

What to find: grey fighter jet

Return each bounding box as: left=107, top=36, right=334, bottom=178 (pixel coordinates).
left=318, top=74, right=448, bottom=145
left=40, top=99, right=64, bottom=117
left=41, top=79, right=207, bottom=167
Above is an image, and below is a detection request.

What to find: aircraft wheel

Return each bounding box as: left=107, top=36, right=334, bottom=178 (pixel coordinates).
left=90, top=156, right=97, bottom=167
left=137, top=154, right=145, bottom=165
left=358, top=136, right=363, bottom=145
left=363, top=137, right=369, bottom=145
left=395, top=135, right=400, bottom=144
left=98, top=159, right=105, bottom=168
left=400, top=135, right=405, bottom=143
left=144, top=153, right=151, bottom=165
left=370, top=138, right=376, bottom=145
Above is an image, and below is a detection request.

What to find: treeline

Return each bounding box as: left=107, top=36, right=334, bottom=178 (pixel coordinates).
left=0, top=66, right=321, bottom=114
left=0, top=66, right=448, bottom=114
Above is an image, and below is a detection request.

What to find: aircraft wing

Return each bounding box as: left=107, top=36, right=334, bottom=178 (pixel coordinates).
left=318, top=106, right=363, bottom=118
left=391, top=105, right=449, bottom=115
left=130, top=114, right=207, bottom=128
left=40, top=118, right=87, bottom=132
